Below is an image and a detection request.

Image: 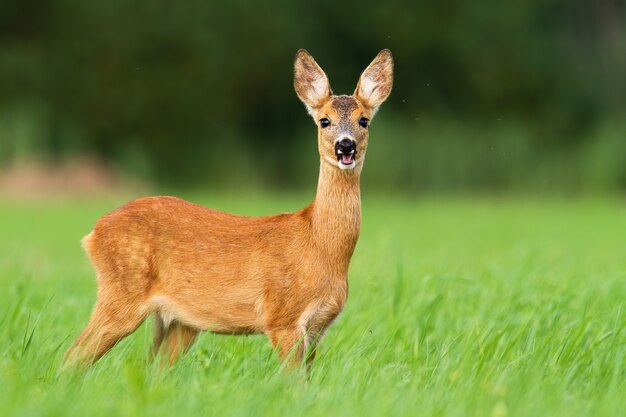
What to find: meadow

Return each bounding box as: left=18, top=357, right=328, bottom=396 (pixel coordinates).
left=0, top=193, right=624, bottom=417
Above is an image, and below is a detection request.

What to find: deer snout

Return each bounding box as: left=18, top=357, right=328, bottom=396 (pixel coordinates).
left=335, top=138, right=357, bottom=168
left=335, top=138, right=356, bottom=155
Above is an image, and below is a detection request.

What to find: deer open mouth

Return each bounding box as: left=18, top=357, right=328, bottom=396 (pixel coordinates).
left=336, top=150, right=355, bottom=167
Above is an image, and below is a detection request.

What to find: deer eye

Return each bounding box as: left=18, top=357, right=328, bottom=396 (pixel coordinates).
left=359, top=117, right=369, bottom=128
left=319, top=118, right=330, bottom=128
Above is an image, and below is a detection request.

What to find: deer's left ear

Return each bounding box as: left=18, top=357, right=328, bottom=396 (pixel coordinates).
left=355, top=49, right=394, bottom=114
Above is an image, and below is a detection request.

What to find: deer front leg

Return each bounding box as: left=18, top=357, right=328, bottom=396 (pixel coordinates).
left=303, top=329, right=325, bottom=372
left=268, top=328, right=307, bottom=369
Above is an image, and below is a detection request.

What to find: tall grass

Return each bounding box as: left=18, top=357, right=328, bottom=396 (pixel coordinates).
left=0, top=195, right=624, bottom=416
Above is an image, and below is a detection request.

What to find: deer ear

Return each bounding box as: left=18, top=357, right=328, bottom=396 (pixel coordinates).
left=355, top=49, right=394, bottom=114
left=294, top=49, right=331, bottom=115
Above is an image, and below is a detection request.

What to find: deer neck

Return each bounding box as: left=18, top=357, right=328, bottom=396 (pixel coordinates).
left=310, top=160, right=361, bottom=268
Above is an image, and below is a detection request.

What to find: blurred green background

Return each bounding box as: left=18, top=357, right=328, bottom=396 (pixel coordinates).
left=2, top=4, right=625, bottom=416
left=1, top=0, right=625, bottom=194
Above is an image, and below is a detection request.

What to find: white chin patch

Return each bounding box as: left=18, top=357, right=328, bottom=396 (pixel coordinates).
left=338, top=160, right=356, bottom=170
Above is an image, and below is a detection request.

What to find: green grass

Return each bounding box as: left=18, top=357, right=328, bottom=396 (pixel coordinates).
left=0, top=194, right=624, bottom=416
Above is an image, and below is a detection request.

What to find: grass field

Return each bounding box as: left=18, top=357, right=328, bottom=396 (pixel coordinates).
left=0, top=194, right=624, bottom=417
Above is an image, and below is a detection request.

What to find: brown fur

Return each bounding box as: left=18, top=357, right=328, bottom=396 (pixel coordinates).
left=64, top=49, right=393, bottom=370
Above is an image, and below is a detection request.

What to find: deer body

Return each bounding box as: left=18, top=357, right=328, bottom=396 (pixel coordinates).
left=65, top=49, right=393, bottom=369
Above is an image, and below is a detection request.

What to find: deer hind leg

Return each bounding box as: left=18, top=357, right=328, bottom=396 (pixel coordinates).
left=153, top=318, right=199, bottom=366
left=152, top=313, right=166, bottom=355
left=64, top=295, right=148, bottom=367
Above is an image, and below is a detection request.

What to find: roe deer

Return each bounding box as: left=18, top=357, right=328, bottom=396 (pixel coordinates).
left=64, top=49, right=393, bottom=370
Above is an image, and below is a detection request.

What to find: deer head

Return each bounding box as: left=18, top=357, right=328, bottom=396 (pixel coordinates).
left=294, top=49, right=394, bottom=172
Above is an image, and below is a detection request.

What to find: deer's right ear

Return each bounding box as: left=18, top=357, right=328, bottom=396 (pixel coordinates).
left=294, top=49, right=331, bottom=115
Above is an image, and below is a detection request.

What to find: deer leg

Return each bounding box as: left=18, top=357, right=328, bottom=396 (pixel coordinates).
left=154, top=321, right=198, bottom=366
left=152, top=313, right=166, bottom=356
left=64, top=298, right=146, bottom=367
left=268, top=328, right=306, bottom=369
left=304, top=330, right=324, bottom=372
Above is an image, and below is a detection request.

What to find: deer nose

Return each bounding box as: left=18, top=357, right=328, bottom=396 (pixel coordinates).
left=335, top=138, right=356, bottom=155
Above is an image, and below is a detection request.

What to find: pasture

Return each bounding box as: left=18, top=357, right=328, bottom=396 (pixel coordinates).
left=0, top=194, right=624, bottom=416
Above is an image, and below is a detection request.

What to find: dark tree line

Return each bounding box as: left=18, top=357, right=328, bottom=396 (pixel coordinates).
left=1, top=1, right=625, bottom=190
